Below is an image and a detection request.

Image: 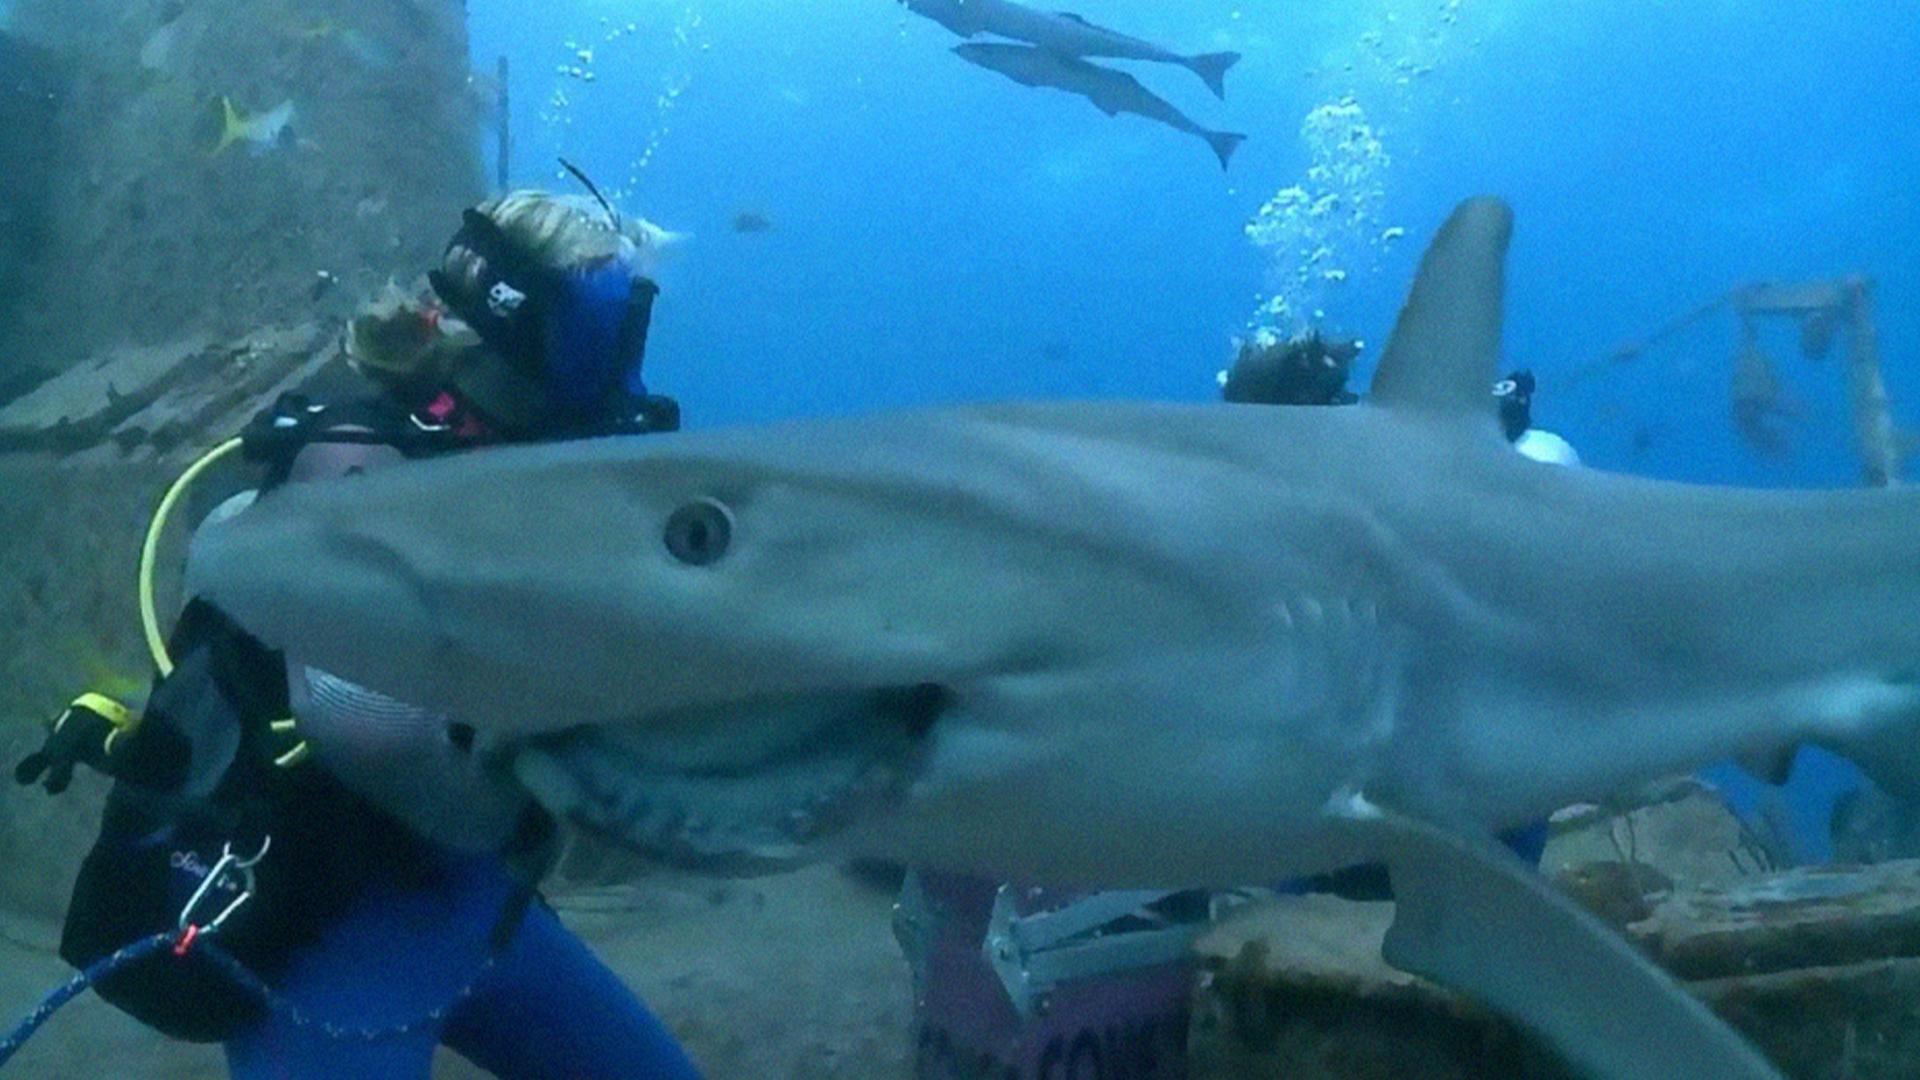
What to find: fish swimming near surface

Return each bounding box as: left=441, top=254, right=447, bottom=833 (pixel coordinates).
left=954, top=43, right=1245, bottom=170
left=901, top=0, right=1241, bottom=100
left=210, top=97, right=296, bottom=157
left=187, top=197, right=1920, bottom=1079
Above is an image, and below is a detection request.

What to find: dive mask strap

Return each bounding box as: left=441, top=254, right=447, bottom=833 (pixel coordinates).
left=430, top=209, right=552, bottom=372
left=619, top=277, right=661, bottom=398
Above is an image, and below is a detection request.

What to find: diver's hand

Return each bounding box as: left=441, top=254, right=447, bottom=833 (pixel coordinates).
left=13, top=695, right=132, bottom=795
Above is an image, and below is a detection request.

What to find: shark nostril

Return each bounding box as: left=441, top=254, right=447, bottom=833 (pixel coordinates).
left=875, top=683, right=952, bottom=737
left=447, top=723, right=477, bottom=754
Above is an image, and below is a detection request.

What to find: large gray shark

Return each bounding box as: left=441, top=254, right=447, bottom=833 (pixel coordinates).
left=955, top=42, right=1246, bottom=169
left=185, top=198, right=1920, bottom=1078
left=902, top=0, right=1241, bottom=99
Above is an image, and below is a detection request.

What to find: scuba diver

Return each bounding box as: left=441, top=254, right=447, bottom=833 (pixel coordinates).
left=1224, top=337, right=1579, bottom=466
left=13, top=188, right=702, bottom=1079
left=1495, top=368, right=1581, bottom=466
left=1219, top=331, right=1362, bottom=406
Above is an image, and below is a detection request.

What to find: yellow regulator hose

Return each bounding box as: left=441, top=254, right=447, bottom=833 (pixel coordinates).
left=140, top=438, right=245, bottom=676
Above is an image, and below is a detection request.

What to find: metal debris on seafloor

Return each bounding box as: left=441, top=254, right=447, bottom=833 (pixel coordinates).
left=1553, top=860, right=1676, bottom=930
left=1190, top=859, right=1920, bottom=1079
left=1637, top=860, right=1920, bottom=981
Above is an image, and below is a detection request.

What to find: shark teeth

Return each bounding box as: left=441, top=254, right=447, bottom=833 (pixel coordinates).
left=510, top=686, right=941, bottom=876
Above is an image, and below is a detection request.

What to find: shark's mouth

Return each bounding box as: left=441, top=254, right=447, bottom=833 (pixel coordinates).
left=511, top=683, right=949, bottom=875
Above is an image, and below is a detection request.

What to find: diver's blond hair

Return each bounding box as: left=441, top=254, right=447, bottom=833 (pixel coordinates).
left=436, top=191, right=628, bottom=306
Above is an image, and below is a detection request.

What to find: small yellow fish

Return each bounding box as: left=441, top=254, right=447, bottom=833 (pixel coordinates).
left=59, top=638, right=151, bottom=706
left=210, top=96, right=296, bottom=157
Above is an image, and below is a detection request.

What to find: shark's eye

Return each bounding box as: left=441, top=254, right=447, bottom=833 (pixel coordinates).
left=665, top=498, right=734, bottom=566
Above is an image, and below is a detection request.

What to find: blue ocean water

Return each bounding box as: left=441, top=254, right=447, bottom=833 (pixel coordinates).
left=470, top=0, right=1920, bottom=859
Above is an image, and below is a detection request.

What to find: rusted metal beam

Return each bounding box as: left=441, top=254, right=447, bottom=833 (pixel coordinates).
left=1844, top=277, right=1901, bottom=488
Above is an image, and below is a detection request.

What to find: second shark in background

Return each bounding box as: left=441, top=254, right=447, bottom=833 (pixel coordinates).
left=954, top=43, right=1245, bottom=169
left=902, top=0, right=1245, bottom=169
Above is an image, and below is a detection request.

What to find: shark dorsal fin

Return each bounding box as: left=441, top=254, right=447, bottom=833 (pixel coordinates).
left=1369, top=197, right=1512, bottom=422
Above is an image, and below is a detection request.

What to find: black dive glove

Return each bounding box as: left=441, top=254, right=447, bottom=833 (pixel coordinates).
left=14, top=695, right=135, bottom=795
left=15, top=689, right=200, bottom=794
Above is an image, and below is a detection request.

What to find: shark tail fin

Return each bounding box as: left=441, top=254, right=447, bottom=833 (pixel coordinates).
left=1188, top=51, right=1241, bottom=99
left=1206, top=131, right=1247, bottom=171
left=211, top=96, right=246, bottom=158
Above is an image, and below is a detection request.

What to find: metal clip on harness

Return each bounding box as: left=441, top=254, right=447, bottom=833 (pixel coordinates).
left=174, top=837, right=271, bottom=956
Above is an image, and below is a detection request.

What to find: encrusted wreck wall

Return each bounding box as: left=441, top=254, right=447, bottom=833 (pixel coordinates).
left=0, top=32, right=62, bottom=397
left=0, top=0, right=482, bottom=918
left=0, top=458, right=174, bottom=922
left=0, top=325, right=348, bottom=919
left=0, top=0, right=483, bottom=377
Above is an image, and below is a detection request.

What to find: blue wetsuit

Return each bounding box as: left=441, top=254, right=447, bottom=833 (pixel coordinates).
left=225, top=846, right=700, bottom=1080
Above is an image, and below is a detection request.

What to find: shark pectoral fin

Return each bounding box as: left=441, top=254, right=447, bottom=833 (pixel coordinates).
left=1356, top=807, right=1783, bottom=1080
left=1368, top=197, right=1511, bottom=425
